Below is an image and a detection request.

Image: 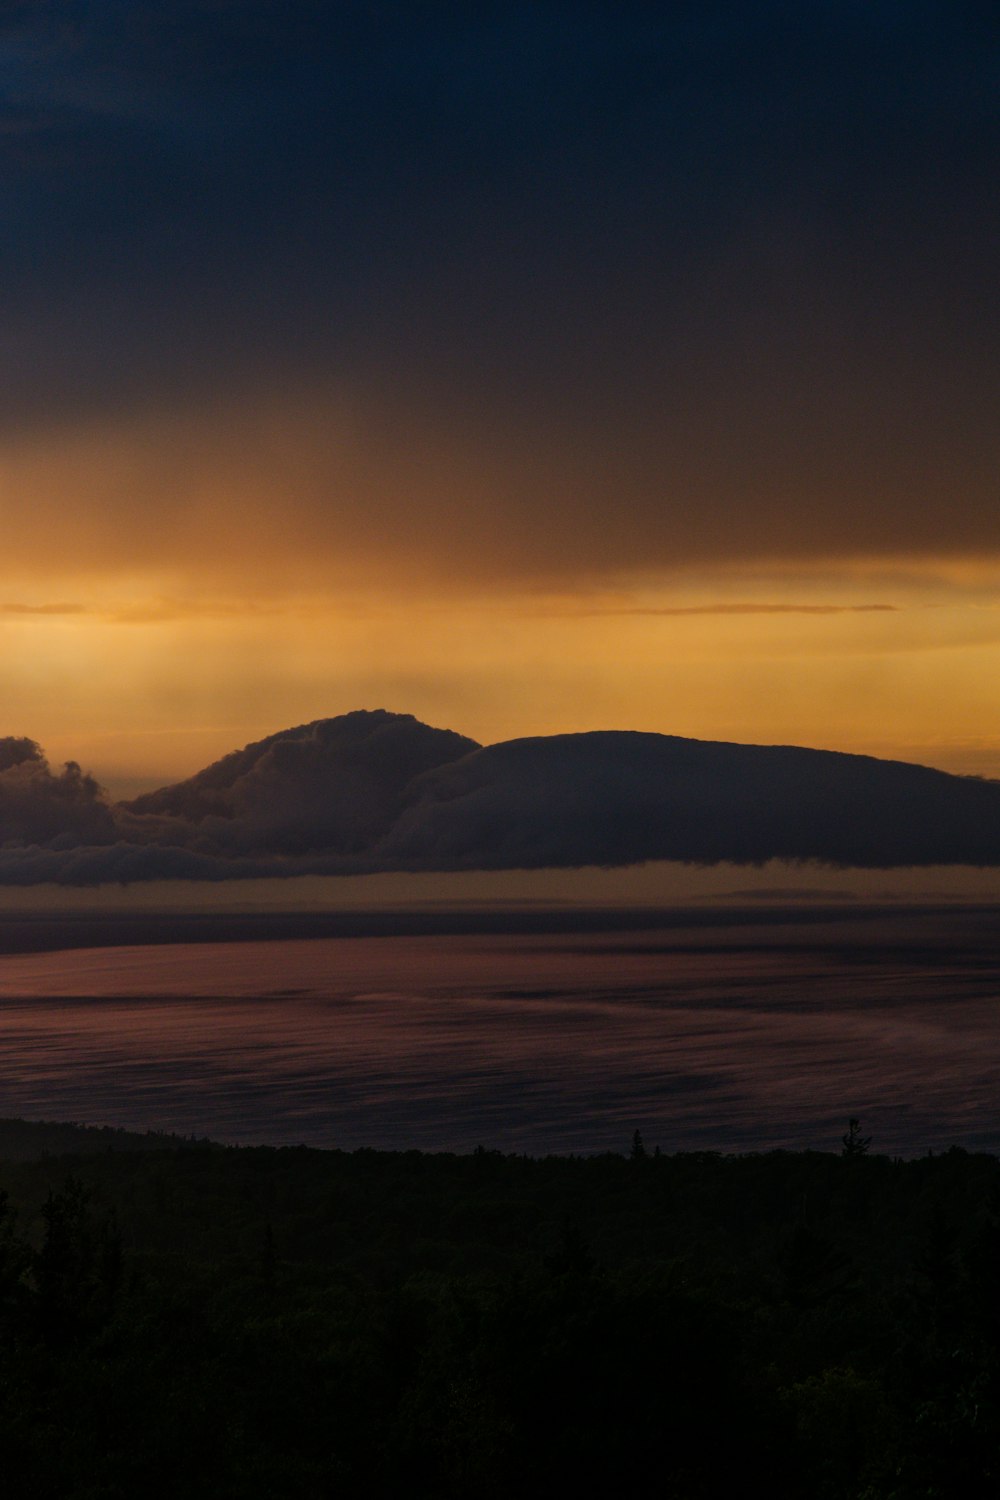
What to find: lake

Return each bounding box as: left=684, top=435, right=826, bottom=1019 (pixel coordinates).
left=0, top=904, right=998, bottom=1157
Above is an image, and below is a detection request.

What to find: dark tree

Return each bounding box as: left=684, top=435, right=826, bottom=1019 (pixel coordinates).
left=841, top=1119, right=872, bottom=1157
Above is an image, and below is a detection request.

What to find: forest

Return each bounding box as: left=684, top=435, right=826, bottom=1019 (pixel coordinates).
left=0, top=1117, right=997, bottom=1498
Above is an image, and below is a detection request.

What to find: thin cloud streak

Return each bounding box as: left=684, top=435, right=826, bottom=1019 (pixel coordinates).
left=550, top=603, right=900, bottom=618
left=0, top=598, right=287, bottom=624
left=0, top=597, right=901, bottom=624
left=1, top=602, right=86, bottom=616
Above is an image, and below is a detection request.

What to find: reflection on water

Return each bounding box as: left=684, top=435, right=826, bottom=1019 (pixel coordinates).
left=1, top=910, right=999, bottom=1156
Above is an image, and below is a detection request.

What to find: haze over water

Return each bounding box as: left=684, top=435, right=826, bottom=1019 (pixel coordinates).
left=2, top=905, right=999, bottom=1158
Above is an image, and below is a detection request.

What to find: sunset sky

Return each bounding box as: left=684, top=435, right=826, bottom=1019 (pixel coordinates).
left=2, top=3, right=997, bottom=795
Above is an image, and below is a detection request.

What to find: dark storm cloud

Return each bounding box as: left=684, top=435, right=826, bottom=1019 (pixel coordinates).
left=1, top=3, right=995, bottom=579
left=6, top=711, right=1000, bottom=882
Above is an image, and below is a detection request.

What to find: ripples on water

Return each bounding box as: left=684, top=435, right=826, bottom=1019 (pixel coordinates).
left=1, top=908, right=999, bottom=1156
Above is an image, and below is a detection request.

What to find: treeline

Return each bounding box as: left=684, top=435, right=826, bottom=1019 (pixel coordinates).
left=1, top=1131, right=1000, bottom=1496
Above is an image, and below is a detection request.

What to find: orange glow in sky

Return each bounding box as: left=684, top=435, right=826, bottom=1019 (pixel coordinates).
left=2, top=7, right=995, bottom=802
left=5, top=546, right=1000, bottom=794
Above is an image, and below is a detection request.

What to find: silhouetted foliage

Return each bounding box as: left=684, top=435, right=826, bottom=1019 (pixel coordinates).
left=0, top=1125, right=997, bottom=1495
left=841, top=1118, right=872, bottom=1157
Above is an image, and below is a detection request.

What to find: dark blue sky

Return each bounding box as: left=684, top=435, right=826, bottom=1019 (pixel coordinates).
left=2, top=1, right=997, bottom=571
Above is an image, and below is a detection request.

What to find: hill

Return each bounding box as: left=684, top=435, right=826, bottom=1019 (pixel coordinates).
left=0, top=1117, right=212, bottom=1160
left=5, top=709, right=1000, bottom=879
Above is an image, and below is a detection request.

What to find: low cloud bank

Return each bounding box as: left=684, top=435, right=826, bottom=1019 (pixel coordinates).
left=0, top=738, right=117, bottom=850
left=4, top=710, right=1000, bottom=883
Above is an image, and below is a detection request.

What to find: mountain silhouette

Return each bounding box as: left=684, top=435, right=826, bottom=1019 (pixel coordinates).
left=4, top=710, right=1000, bottom=882
left=380, top=728, right=1000, bottom=868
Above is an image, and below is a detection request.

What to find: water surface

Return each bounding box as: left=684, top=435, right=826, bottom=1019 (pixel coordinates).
left=1, top=908, right=999, bottom=1156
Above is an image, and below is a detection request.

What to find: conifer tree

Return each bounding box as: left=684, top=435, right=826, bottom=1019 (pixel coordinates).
left=841, top=1118, right=872, bottom=1157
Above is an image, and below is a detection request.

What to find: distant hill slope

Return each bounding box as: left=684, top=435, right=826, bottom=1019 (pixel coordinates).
left=380, top=730, right=1000, bottom=868
left=0, top=1118, right=211, bottom=1162
left=5, top=710, right=1000, bottom=879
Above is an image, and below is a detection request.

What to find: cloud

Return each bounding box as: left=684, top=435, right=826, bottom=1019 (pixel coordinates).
left=0, top=737, right=40, bottom=773
left=0, top=597, right=288, bottom=623
left=0, top=6, right=995, bottom=588
left=120, top=710, right=480, bottom=856
left=4, top=712, right=1000, bottom=883
left=1, top=602, right=86, bottom=616
left=0, top=737, right=116, bottom=848
left=0, top=841, right=233, bottom=886
left=550, top=604, right=900, bottom=618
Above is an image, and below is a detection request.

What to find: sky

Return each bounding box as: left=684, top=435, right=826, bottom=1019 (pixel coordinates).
left=1, top=2, right=998, bottom=794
